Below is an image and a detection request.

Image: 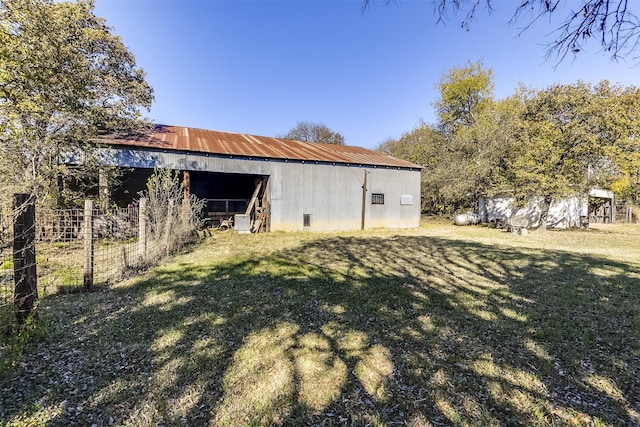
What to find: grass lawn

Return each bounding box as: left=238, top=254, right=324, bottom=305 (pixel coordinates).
left=1, top=222, right=639, bottom=426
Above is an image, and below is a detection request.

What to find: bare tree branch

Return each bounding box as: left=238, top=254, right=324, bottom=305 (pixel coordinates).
left=361, top=0, right=640, bottom=63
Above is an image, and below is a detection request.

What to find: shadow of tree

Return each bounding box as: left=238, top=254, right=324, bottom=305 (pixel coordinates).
left=1, top=232, right=639, bottom=426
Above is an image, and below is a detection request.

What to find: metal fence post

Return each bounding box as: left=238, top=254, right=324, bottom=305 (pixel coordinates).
left=83, top=200, right=94, bottom=288
left=13, top=193, right=38, bottom=324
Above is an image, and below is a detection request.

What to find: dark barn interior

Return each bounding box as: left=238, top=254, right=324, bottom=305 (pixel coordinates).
left=113, top=169, right=269, bottom=228
left=188, top=171, right=268, bottom=223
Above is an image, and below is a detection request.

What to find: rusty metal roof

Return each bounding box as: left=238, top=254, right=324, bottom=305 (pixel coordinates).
left=99, top=125, right=421, bottom=169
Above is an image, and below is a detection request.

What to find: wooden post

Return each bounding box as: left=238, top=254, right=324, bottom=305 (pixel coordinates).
left=361, top=170, right=368, bottom=231
left=165, top=199, right=174, bottom=256
left=183, top=170, right=191, bottom=200
left=83, top=200, right=94, bottom=288
left=99, top=169, right=110, bottom=210
left=121, top=246, right=128, bottom=269
left=13, top=194, right=38, bottom=324
left=138, top=198, right=147, bottom=259
left=478, top=196, right=487, bottom=223
left=610, top=198, right=615, bottom=224
left=263, top=177, right=271, bottom=232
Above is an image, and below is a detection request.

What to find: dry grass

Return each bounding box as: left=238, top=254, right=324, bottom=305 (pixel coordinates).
left=1, top=222, right=639, bottom=426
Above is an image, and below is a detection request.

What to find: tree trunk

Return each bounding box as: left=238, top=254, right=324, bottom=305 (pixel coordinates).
left=538, top=195, right=553, bottom=231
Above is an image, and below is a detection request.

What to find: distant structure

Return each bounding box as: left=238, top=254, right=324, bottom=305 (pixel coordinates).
left=479, top=189, right=616, bottom=229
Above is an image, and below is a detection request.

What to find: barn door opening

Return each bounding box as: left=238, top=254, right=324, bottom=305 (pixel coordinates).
left=188, top=172, right=269, bottom=232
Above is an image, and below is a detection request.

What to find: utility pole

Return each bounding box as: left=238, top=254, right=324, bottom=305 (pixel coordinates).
left=361, top=170, right=368, bottom=230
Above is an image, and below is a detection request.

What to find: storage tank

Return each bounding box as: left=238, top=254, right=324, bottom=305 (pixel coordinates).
left=454, top=212, right=480, bottom=226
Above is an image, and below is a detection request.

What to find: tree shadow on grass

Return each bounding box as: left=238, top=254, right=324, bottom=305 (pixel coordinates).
left=1, top=232, right=639, bottom=426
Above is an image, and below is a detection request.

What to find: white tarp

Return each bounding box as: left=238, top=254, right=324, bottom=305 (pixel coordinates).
left=481, top=195, right=588, bottom=229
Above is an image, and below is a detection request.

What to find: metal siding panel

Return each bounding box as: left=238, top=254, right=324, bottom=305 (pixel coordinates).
left=98, top=146, right=421, bottom=231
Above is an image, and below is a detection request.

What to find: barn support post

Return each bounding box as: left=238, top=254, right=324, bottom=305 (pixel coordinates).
left=183, top=170, right=191, bottom=200
left=264, top=177, right=271, bottom=232
left=13, top=193, right=38, bottom=324
left=83, top=200, right=94, bottom=288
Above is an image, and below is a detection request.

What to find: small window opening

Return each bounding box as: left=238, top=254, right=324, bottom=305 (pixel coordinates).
left=371, top=193, right=385, bottom=205
left=303, top=213, right=311, bottom=228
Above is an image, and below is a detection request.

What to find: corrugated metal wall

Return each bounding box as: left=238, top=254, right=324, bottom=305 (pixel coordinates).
left=99, top=148, right=421, bottom=232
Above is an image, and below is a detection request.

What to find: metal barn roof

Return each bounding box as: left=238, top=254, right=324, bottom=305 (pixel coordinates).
left=99, top=125, right=421, bottom=169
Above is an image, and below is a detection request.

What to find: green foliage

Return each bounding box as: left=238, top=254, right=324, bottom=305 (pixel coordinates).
left=281, top=121, right=345, bottom=145
left=507, top=81, right=640, bottom=225
left=380, top=61, right=523, bottom=214
left=514, top=82, right=604, bottom=195
left=378, top=124, right=451, bottom=213
left=434, top=60, right=494, bottom=133
left=431, top=62, right=524, bottom=212
left=597, top=83, right=640, bottom=203
left=383, top=59, right=640, bottom=218
left=0, top=0, right=154, bottom=207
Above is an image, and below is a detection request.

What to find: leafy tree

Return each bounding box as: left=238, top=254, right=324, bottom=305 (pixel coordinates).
left=379, top=62, right=523, bottom=215
left=281, top=121, right=345, bottom=145
left=449, top=93, right=525, bottom=213
left=0, top=0, right=154, bottom=207
left=434, top=61, right=494, bottom=134
left=509, top=81, right=622, bottom=229
left=433, top=61, right=520, bottom=213
left=363, top=1, right=640, bottom=62
left=596, top=82, right=640, bottom=203
left=377, top=124, right=449, bottom=213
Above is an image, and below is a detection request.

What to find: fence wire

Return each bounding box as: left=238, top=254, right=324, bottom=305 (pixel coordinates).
left=35, top=206, right=141, bottom=291
left=0, top=206, right=13, bottom=307
left=1, top=196, right=200, bottom=330
left=36, top=208, right=85, bottom=294
left=92, top=206, right=141, bottom=285
left=1, top=204, right=144, bottom=309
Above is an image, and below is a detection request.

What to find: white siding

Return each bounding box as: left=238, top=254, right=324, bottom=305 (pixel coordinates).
left=483, top=196, right=587, bottom=229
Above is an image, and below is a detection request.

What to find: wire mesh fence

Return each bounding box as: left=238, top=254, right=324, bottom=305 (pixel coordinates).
left=1, top=190, right=202, bottom=332
left=0, top=205, right=13, bottom=309
left=35, top=204, right=142, bottom=293
left=93, top=205, right=142, bottom=285
left=36, top=207, right=85, bottom=294
left=0, top=203, right=142, bottom=305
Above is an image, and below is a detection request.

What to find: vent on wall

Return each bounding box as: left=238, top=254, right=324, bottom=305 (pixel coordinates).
left=371, top=193, right=385, bottom=205
left=303, top=214, right=311, bottom=229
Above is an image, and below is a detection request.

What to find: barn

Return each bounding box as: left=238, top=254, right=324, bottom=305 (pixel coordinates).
left=96, top=125, right=422, bottom=232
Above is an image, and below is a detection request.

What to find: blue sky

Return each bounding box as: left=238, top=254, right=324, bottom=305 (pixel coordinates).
left=94, top=0, right=638, bottom=150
